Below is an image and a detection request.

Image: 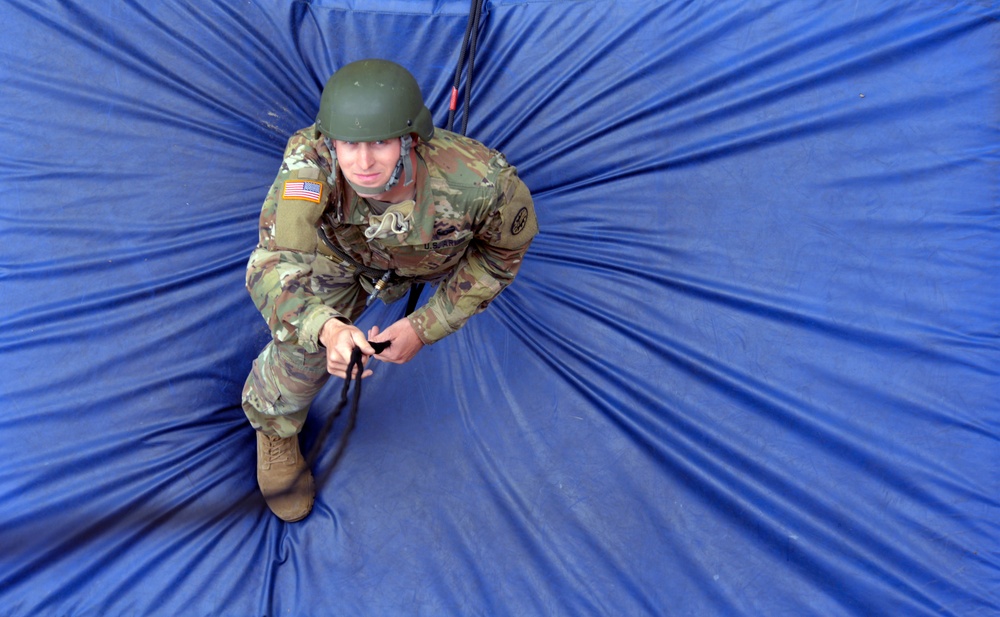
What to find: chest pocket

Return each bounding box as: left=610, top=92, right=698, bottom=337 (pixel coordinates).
left=374, top=227, right=474, bottom=278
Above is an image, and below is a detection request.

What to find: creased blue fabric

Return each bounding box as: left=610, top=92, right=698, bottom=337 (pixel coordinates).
left=0, top=1, right=997, bottom=615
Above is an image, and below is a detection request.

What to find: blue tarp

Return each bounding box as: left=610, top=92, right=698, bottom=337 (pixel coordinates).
left=1, top=1, right=998, bottom=615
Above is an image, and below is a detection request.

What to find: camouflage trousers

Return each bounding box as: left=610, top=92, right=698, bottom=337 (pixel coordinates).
left=241, top=253, right=368, bottom=439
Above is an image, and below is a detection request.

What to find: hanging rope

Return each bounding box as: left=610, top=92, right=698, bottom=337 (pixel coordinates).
left=406, top=0, right=485, bottom=316
left=447, top=0, right=485, bottom=135
left=309, top=3, right=488, bottom=483
left=307, top=341, right=390, bottom=481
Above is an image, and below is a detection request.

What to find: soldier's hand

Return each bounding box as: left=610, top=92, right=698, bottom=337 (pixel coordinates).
left=319, top=319, right=375, bottom=379
left=367, top=318, right=424, bottom=364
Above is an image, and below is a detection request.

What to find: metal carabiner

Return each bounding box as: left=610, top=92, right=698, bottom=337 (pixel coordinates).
left=366, top=270, right=392, bottom=306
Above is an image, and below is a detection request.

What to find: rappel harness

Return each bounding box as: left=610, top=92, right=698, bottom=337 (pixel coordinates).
left=316, top=221, right=401, bottom=306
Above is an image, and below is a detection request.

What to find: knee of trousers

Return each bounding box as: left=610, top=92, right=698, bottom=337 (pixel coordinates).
left=241, top=340, right=330, bottom=436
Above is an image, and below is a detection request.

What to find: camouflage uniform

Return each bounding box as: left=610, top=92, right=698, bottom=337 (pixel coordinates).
left=242, top=124, right=538, bottom=437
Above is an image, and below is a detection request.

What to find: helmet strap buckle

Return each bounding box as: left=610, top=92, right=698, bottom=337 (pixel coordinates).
left=385, top=134, right=414, bottom=191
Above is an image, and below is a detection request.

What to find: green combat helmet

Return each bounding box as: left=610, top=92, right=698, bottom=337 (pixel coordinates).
left=316, top=59, right=434, bottom=143
left=317, top=59, right=434, bottom=193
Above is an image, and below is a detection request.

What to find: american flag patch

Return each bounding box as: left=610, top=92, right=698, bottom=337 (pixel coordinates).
left=282, top=180, right=323, bottom=203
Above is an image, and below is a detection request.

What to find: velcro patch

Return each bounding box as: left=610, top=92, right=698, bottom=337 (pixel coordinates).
left=282, top=180, right=323, bottom=203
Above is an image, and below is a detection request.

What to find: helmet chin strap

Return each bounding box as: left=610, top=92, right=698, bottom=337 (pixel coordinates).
left=327, top=134, right=414, bottom=196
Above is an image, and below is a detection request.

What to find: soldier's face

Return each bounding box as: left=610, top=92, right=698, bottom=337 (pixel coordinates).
left=333, top=138, right=402, bottom=197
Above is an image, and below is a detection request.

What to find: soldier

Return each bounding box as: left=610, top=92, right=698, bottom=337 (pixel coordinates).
left=242, top=59, right=538, bottom=521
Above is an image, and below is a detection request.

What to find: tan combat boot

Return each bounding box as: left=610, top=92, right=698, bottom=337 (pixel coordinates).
left=256, top=431, right=315, bottom=522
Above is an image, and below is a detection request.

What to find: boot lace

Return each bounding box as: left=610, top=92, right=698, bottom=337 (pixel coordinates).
left=262, top=434, right=297, bottom=468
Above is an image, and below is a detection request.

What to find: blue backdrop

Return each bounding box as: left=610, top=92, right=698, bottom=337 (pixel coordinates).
left=1, top=1, right=997, bottom=615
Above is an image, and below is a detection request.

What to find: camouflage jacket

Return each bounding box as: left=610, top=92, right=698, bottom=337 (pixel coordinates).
left=247, top=124, right=537, bottom=350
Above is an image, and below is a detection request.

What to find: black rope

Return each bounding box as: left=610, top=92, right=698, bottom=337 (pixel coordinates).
left=307, top=340, right=391, bottom=480
left=408, top=0, right=485, bottom=316
left=459, top=0, right=484, bottom=136
left=446, top=0, right=485, bottom=134
left=306, top=2, right=488, bottom=476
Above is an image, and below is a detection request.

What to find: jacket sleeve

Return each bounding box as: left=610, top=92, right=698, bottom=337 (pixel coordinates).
left=246, top=132, right=346, bottom=353
left=408, top=162, right=538, bottom=344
